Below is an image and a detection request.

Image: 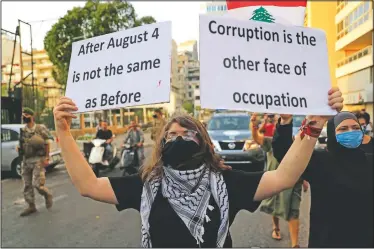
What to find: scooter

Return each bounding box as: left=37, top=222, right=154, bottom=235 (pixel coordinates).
left=87, top=138, right=118, bottom=177
left=120, top=144, right=140, bottom=176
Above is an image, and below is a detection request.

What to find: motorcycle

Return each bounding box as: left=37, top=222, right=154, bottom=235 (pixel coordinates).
left=84, top=138, right=119, bottom=177
left=120, top=143, right=140, bottom=176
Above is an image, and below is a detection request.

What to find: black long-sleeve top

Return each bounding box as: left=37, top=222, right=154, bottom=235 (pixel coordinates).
left=272, top=119, right=373, bottom=248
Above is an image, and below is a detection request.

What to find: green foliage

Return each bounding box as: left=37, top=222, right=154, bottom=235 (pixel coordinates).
left=250, top=7, right=275, bottom=23
left=44, top=0, right=156, bottom=85
left=182, top=101, right=194, bottom=114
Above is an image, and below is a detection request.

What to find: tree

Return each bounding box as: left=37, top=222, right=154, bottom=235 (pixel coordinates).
left=250, top=7, right=275, bottom=23
left=44, top=0, right=156, bottom=86
left=182, top=101, right=194, bottom=114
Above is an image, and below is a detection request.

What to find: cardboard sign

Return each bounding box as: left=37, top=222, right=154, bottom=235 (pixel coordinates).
left=65, top=21, right=172, bottom=113
left=199, top=15, right=335, bottom=115
left=225, top=0, right=307, bottom=26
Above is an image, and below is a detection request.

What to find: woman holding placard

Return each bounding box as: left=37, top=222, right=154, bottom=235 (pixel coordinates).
left=53, top=88, right=343, bottom=247
left=272, top=111, right=373, bottom=248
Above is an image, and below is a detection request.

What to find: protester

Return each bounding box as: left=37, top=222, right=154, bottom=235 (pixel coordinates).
left=250, top=113, right=307, bottom=247
left=123, top=120, right=145, bottom=166
left=95, top=120, right=113, bottom=165
left=356, top=111, right=373, bottom=137
left=19, top=107, right=53, bottom=216
left=151, top=109, right=166, bottom=141
left=354, top=111, right=373, bottom=154
left=259, top=114, right=276, bottom=137
left=53, top=87, right=342, bottom=248
left=272, top=111, right=373, bottom=248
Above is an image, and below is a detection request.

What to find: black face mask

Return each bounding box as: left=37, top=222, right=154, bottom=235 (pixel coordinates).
left=162, top=136, right=200, bottom=169
left=153, top=114, right=158, bottom=118
left=23, top=117, right=32, bottom=123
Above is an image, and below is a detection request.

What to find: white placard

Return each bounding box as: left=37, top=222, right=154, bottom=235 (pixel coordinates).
left=65, top=21, right=172, bottom=113
left=199, top=15, right=336, bottom=115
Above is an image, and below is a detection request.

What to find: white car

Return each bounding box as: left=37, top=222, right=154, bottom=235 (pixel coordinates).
left=1, top=124, right=63, bottom=178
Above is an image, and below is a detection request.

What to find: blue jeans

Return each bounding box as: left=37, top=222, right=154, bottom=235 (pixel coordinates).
left=103, top=144, right=113, bottom=161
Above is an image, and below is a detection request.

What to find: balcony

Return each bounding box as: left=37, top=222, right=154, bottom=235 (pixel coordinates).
left=337, top=66, right=373, bottom=104
left=336, top=46, right=373, bottom=78
left=336, top=8, right=373, bottom=51
left=336, top=1, right=361, bottom=23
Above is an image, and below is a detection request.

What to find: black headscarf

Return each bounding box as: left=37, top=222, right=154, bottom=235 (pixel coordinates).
left=326, top=112, right=371, bottom=191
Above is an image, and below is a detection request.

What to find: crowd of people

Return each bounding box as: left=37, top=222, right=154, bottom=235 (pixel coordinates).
left=17, top=86, right=373, bottom=248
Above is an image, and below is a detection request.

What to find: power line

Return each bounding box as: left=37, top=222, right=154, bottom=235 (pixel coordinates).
left=27, top=18, right=59, bottom=24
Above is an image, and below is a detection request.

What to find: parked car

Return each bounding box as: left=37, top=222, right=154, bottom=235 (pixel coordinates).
left=206, top=112, right=265, bottom=172
left=1, top=124, right=63, bottom=178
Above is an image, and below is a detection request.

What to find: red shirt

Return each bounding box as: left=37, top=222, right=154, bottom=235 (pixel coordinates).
left=264, top=123, right=275, bottom=137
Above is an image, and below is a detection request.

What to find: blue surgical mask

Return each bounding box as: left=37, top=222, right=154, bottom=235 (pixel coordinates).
left=336, top=130, right=363, bottom=149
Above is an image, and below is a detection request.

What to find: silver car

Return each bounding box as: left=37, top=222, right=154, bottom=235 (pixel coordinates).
left=207, top=113, right=265, bottom=172
left=1, top=124, right=63, bottom=178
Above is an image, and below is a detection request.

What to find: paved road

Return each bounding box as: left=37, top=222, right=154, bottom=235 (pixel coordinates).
left=1, top=146, right=311, bottom=247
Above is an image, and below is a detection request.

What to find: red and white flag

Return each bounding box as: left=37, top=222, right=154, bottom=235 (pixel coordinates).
left=225, top=0, right=307, bottom=26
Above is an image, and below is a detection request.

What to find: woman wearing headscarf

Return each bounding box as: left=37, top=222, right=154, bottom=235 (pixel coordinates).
left=272, top=111, right=373, bottom=248
left=53, top=88, right=343, bottom=248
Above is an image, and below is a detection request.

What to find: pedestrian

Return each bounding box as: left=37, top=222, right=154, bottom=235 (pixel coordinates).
left=272, top=111, right=373, bottom=248
left=19, top=107, right=53, bottom=217
left=151, top=109, right=166, bottom=142
left=123, top=120, right=145, bottom=166
left=52, top=87, right=342, bottom=248
left=95, top=120, right=114, bottom=165
left=259, top=114, right=276, bottom=137
left=250, top=113, right=308, bottom=248
left=356, top=111, right=373, bottom=137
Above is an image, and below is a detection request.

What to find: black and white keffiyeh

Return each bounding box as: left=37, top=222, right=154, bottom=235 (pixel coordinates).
left=140, top=165, right=229, bottom=247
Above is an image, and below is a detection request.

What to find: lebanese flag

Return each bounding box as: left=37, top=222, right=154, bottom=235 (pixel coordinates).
left=225, top=0, right=307, bottom=26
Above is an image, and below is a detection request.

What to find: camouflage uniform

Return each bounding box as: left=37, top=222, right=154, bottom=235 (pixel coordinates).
left=151, top=118, right=166, bottom=141
left=20, top=124, right=53, bottom=215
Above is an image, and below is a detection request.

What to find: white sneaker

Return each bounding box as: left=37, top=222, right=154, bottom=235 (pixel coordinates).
left=102, top=160, right=109, bottom=166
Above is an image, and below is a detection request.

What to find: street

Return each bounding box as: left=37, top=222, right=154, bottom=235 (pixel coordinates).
left=1, top=146, right=311, bottom=247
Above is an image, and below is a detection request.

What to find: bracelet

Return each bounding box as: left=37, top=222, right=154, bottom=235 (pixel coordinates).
left=299, top=119, right=322, bottom=139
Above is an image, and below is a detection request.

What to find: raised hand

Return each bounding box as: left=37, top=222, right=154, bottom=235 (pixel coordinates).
left=53, top=97, right=78, bottom=133
left=306, top=87, right=344, bottom=128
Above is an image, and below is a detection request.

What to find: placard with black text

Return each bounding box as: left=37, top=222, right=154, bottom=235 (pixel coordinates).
left=199, top=15, right=335, bottom=115
left=65, top=21, right=172, bottom=113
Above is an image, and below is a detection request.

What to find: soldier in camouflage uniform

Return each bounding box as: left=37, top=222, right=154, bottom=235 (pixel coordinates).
left=151, top=109, right=166, bottom=142
left=19, top=108, right=53, bottom=217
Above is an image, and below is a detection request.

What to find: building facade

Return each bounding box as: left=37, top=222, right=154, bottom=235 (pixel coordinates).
left=21, top=50, right=64, bottom=109
left=178, top=40, right=198, bottom=60
left=304, top=1, right=339, bottom=87
left=335, top=1, right=373, bottom=116
left=201, top=1, right=228, bottom=14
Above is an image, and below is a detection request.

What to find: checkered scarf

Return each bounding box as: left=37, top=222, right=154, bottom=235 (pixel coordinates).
left=140, top=165, right=229, bottom=247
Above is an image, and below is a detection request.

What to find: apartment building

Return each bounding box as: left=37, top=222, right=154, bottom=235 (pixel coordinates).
left=177, top=50, right=200, bottom=107
left=304, top=2, right=339, bottom=87
left=200, top=1, right=228, bottom=14
left=1, top=34, right=21, bottom=96
left=22, top=50, right=64, bottom=109
left=335, top=1, right=373, bottom=116
left=178, top=40, right=198, bottom=60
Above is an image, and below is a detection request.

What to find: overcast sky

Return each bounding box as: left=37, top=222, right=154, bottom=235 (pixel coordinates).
left=2, top=1, right=203, bottom=50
